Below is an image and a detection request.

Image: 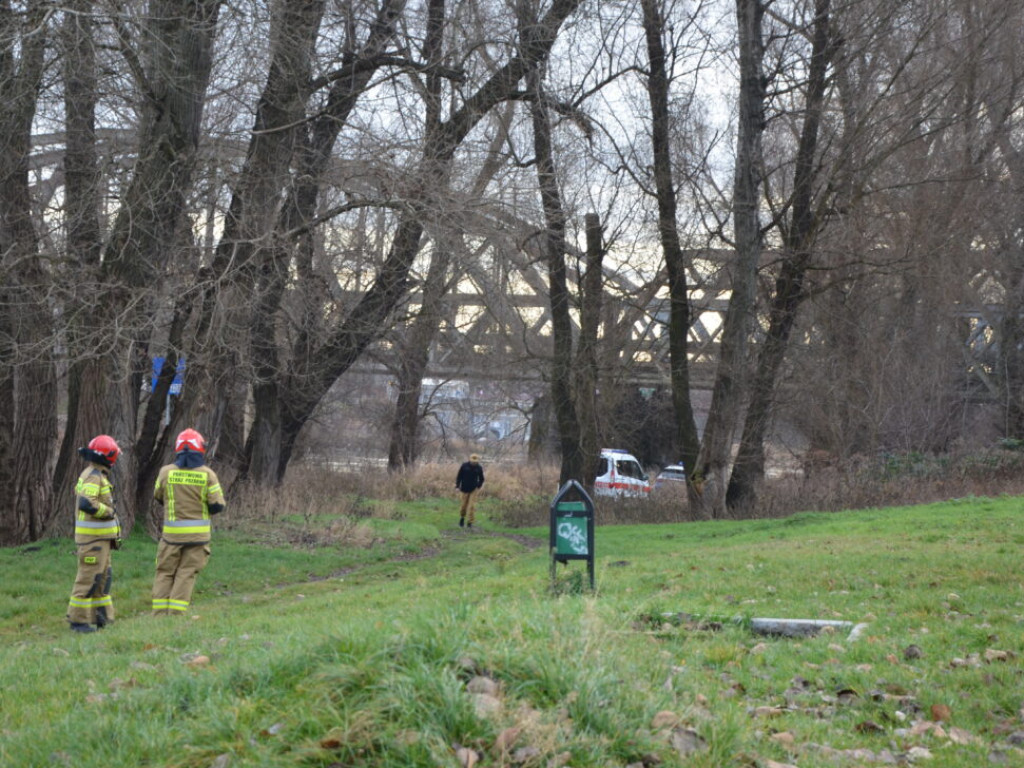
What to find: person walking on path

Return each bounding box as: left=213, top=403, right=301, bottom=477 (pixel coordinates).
left=152, top=428, right=225, bottom=615
left=67, top=435, right=122, bottom=633
left=455, top=453, right=485, bottom=528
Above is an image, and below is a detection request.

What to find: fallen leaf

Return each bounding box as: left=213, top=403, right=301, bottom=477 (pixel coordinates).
left=855, top=720, right=885, bottom=734
left=393, top=730, right=420, bottom=746
left=770, top=731, right=795, bottom=746
left=930, top=704, right=952, bottom=722
left=259, top=722, right=284, bottom=738
left=492, top=727, right=522, bottom=754
left=512, top=746, right=541, bottom=763
left=454, top=746, right=478, bottom=768
left=751, top=707, right=786, bottom=718
left=903, top=644, right=924, bottom=660
left=651, top=710, right=680, bottom=729
left=471, top=692, right=502, bottom=718
left=910, top=720, right=943, bottom=737
left=466, top=676, right=500, bottom=696
left=837, top=688, right=859, bottom=704
left=669, top=727, right=708, bottom=756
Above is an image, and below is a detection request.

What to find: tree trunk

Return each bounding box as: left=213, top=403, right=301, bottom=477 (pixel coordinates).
left=574, top=213, right=604, bottom=494
left=100, top=0, right=222, bottom=530
left=727, top=0, right=833, bottom=513
left=52, top=0, right=108, bottom=535
left=641, top=0, right=701, bottom=483
left=0, top=1, right=55, bottom=545
left=387, top=245, right=452, bottom=468
left=199, top=0, right=326, bottom=484
left=529, top=59, right=582, bottom=486
left=387, top=0, right=449, bottom=471
left=691, top=0, right=766, bottom=519
left=223, top=0, right=406, bottom=483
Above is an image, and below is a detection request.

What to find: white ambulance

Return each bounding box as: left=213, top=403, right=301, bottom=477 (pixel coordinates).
left=593, top=449, right=651, bottom=498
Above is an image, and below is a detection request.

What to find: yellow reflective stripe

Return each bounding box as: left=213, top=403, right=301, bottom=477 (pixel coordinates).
left=152, top=599, right=170, bottom=610
left=168, top=600, right=189, bottom=612
left=161, top=524, right=209, bottom=536
left=75, top=523, right=119, bottom=536
left=68, top=596, right=111, bottom=608
left=162, top=523, right=210, bottom=534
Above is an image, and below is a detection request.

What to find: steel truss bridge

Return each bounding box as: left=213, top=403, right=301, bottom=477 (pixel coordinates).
left=25, top=131, right=1002, bottom=399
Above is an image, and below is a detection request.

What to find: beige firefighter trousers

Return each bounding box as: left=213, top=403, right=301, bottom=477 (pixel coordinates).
left=67, top=540, right=115, bottom=626
left=152, top=540, right=210, bottom=615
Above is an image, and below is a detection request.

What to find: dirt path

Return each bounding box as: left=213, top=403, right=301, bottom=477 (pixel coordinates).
left=309, top=527, right=544, bottom=582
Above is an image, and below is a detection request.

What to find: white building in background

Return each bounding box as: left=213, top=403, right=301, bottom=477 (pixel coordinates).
left=418, top=378, right=533, bottom=447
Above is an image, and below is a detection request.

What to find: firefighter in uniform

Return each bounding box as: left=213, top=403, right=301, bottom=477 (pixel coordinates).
left=152, top=428, right=225, bottom=615
left=67, top=434, right=122, bottom=633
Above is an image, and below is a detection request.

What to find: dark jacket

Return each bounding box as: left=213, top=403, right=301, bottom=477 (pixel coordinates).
left=456, top=461, right=485, bottom=493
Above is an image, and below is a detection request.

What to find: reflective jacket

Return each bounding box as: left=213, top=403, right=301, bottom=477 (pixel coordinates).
left=75, top=464, right=120, bottom=544
left=154, top=462, right=225, bottom=544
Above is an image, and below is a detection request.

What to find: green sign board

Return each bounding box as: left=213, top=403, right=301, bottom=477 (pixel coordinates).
left=549, top=481, right=595, bottom=590
left=555, top=515, right=589, bottom=556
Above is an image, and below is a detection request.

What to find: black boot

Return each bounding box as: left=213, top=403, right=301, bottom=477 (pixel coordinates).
left=70, top=622, right=97, bottom=634
left=459, top=517, right=465, bottom=527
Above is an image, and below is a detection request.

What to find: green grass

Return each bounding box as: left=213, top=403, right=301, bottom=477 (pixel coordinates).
left=2, top=495, right=1023, bottom=766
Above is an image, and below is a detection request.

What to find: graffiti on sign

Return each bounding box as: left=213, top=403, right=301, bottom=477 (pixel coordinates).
left=557, top=519, right=588, bottom=555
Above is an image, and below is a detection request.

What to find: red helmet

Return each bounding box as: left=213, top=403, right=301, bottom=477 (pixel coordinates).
left=88, top=435, right=121, bottom=466
left=175, top=428, right=205, bottom=454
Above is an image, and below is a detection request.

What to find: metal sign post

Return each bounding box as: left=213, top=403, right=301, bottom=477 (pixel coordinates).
left=549, top=480, right=595, bottom=591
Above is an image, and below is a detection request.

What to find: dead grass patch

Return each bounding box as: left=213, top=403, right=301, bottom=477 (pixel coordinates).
left=227, top=447, right=1024, bottom=530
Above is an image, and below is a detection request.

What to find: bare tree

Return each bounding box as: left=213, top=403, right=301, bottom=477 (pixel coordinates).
left=260, top=0, right=586, bottom=483
left=727, top=0, right=835, bottom=512
left=387, top=0, right=450, bottom=470
left=103, top=0, right=223, bottom=525
left=528, top=32, right=582, bottom=485
left=0, top=1, right=53, bottom=544
left=690, top=0, right=766, bottom=518
left=640, top=0, right=701, bottom=483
